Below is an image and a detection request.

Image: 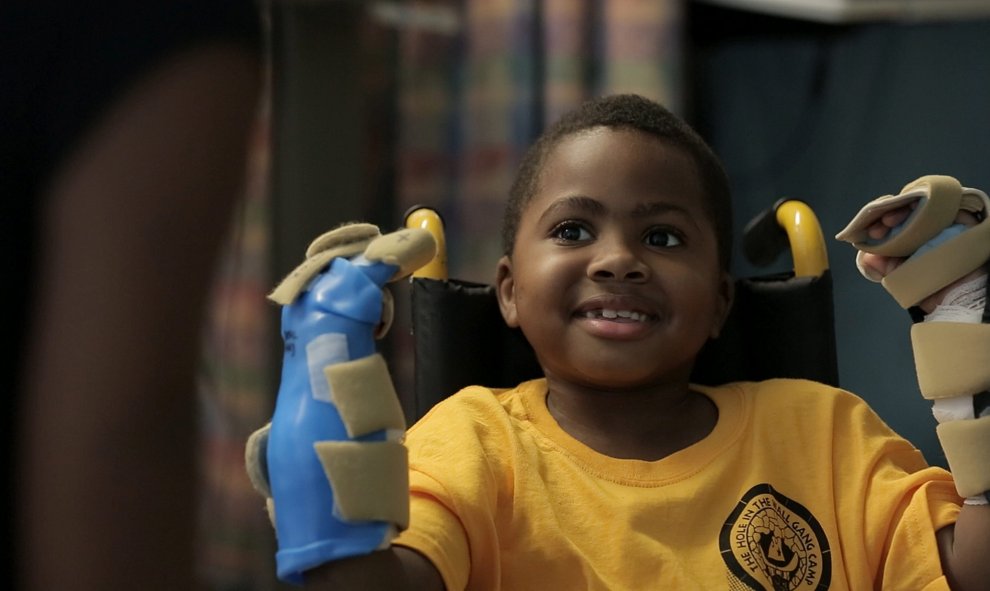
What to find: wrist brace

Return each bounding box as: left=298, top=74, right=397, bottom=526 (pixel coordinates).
left=246, top=223, right=436, bottom=584
left=838, top=175, right=990, bottom=502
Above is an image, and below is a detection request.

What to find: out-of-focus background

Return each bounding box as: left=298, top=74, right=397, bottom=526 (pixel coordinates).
left=193, top=1, right=990, bottom=588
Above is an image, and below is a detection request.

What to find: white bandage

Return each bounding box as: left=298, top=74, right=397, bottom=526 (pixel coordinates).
left=925, top=274, right=987, bottom=324
left=932, top=396, right=976, bottom=423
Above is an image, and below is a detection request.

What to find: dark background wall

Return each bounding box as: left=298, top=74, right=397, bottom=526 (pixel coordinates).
left=688, top=5, right=990, bottom=466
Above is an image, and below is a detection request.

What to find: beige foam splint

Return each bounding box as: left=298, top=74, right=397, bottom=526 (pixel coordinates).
left=937, top=415, right=990, bottom=498
left=363, top=228, right=438, bottom=280
left=324, top=353, right=406, bottom=438
left=912, top=322, right=990, bottom=400
left=836, top=175, right=965, bottom=257
left=836, top=175, right=990, bottom=308
left=839, top=175, right=990, bottom=499
left=314, top=440, right=410, bottom=529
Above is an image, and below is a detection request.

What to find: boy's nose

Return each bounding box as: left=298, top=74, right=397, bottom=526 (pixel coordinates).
left=587, top=241, right=649, bottom=283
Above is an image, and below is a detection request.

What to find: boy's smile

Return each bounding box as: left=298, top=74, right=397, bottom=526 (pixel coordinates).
left=574, top=293, right=659, bottom=340
left=496, top=126, right=732, bottom=392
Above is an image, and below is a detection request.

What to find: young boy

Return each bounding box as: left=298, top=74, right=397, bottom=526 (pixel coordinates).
left=261, top=95, right=990, bottom=589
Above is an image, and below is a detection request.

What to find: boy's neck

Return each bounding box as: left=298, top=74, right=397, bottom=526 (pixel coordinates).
left=544, top=378, right=718, bottom=462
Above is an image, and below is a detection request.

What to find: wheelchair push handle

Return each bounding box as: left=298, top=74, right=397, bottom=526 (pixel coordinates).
left=404, top=205, right=449, bottom=280
left=743, top=199, right=829, bottom=278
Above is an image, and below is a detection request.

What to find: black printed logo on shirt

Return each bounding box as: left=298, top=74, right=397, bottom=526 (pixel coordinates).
left=719, top=484, right=831, bottom=590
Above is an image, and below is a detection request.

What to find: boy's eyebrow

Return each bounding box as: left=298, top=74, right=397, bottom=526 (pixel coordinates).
left=537, top=195, right=606, bottom=223
left=629, top=201, right=694, bottom=221
left=537, top=196, right=700, bottom=228
left=632, top=201, right=703, bottom=232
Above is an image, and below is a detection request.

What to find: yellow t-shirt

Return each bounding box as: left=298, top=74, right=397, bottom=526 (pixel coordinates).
left=394, top=378, right=961, bottom=590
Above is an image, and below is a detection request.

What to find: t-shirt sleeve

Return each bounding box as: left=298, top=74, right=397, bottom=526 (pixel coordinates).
left=828, top=387, right=962, bottom=588
left=881, top=475, right=960, bottom=589
left=393, top=472, right=472, bottom=591
left=392, top=388, right=510, bottom=591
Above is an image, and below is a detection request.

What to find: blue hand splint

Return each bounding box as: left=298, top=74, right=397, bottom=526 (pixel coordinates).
left=267, top=255, right=399, bottom=584
left=911, top=223, right=967, bottom=259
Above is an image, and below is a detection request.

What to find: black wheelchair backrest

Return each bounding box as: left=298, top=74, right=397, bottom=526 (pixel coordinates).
left=405, top=202, right=839, bottom=421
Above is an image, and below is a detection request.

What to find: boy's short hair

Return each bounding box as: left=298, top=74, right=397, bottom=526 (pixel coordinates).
left=502, top=94, right=733, bottom=271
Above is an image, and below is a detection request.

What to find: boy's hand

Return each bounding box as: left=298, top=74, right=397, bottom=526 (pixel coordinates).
left=858, top=206, right=983, bottom=314
left=837, top=176, right=990, bottom=505
left=246, top=223, right=437, bottom=585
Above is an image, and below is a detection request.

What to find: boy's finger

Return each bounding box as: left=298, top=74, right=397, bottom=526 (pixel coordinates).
left=867, top=220, right=889, bottom=240
left=955, top=210, right=980, bottom=227
left=865, top=206, right=914, bottom=240
left=859, top=252, right=904, bottom=278
left=881, top=206, right=912, bottom=229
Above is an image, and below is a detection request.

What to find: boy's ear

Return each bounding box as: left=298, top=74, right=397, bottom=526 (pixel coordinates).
left=495, top=255, right=520, bottom=328
left=710, top=272, right=735, bottom=340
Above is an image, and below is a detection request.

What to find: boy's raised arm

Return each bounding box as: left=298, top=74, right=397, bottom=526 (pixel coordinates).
left=244, top=223, right=439, bottom=585
left=836, top=175, right=990, bottom=590
left=303, top=547, right=444, bottom=590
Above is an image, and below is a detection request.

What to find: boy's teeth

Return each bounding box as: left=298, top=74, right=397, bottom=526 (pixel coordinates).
left=585, top=309, right=648, bottom=321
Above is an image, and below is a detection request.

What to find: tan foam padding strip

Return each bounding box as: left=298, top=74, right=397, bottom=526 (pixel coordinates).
left=313, top=440, right=409, bottom=529
left=882, top=216, right=990, bottom=307
left=264, top=498, right=276, bottom=529
left=363, top=228, right=438, bottom=283
left=244, top=423, right=272, bottom=497
left=324, top=353, right=406, bottom=438
left=374, top=288, right=394, bottom=340
left=936, top=415, right=990, bottom=498
left=912, top=322, right=990, bottom=401
left=268, top=224, right=381, bottom=305
left=836, top=175, right=962, bottom=256
left=244, top=424, right=277, bottom=527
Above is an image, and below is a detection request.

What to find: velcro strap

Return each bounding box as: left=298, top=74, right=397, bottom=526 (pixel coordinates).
left=313, top=440, right=409, bottom=529
left=912, top=322, right=990, bottom=400
left=374, top=289, right=394, bottom=340
left=363, top=228, right=438, bottom=283
left=265, top=498, right=276, bottom=528
left=882, top=217, right=990, bottom=307
left=325, top=353, right=406, bottom=438
left=244, top=423, right=272, bottom=497
left=244, top=424, right=277, bottom=527
left=268, top=224, right=381, bottom=305
left=936, top=415, right=990, bottom=498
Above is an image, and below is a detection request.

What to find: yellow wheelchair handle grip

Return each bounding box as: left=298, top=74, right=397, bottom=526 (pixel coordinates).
left=775, top=200, right=829, bottom=278
left=404, top=206, right=448, bottom=280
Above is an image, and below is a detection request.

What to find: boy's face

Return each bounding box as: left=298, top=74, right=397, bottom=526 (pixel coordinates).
left=496, top=127, right=733, bottom=391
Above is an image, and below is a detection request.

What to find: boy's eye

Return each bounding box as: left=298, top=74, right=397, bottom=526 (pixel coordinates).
left=551, top=222, right=593, bottom=242
left=644, top=228, right=682, bottom=248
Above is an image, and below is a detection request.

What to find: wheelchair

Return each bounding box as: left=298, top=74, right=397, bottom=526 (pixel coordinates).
left=403, top=201, right=839, bottom=421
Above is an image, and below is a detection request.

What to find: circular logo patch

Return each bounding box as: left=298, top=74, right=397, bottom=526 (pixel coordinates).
left=719, top=483, right=831, bottom=590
